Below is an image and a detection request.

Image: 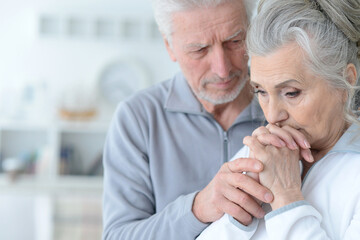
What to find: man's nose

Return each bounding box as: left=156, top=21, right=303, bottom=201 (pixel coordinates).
left=210, top=47, right=232, bottom=79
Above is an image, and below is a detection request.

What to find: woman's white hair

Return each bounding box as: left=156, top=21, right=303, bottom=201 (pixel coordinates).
left=151, top=0, right=257, bottom=43
left=247, top=0, right=360, bottom=124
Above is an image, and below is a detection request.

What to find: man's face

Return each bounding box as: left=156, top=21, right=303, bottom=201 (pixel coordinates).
left=164, top=2, right=249, bottom=106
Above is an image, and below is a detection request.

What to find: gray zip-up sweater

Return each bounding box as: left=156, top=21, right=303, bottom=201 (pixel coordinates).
left=102, top=72, right=264, bottom=240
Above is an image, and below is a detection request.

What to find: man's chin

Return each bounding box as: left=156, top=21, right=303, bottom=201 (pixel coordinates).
left=196, top=87, right=244, bottom=105
left=198, top=93, right=239, bottom=105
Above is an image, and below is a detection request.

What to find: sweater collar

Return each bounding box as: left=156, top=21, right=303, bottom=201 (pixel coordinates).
left=329, top=122, right=360, bottom=154
left=164, top=72, right=204, bottom=115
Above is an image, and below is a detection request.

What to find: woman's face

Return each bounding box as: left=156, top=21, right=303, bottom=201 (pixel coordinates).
left=250, top=42, right=346, bottom=151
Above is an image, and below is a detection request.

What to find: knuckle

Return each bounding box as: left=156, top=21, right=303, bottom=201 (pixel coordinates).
left=266, top=123, right=275, bottom=130
left=258, top=133, right=273, bottom=143
left=252, top=126, right=267, bottom=136
left=221, top=162, right=232, bottom=173
left=257, top=132, right=268, bottom=140
left=243, top=136, right=251, bottom=144
left=209, top=190, right=222, bottom=205
left=246, top=136, right=255, bottom=145
left=233, top=173, right=246, bottom=185
left=221, top=161, right=229, bottom=169
left=236, top=191, right=251, bottom=205
left=213, top=176, right=225, bottom=190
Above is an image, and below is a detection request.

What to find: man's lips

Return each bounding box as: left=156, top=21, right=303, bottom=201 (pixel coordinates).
left=210, top=79, right=234, bottom=89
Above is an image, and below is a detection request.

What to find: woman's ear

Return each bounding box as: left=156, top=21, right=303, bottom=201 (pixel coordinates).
left=346, top=63, right=357, bottom=86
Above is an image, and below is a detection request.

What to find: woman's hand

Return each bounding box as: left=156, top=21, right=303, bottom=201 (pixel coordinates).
left=252, top=124, right=314, bottom=163
left=243, top=135, right=304, bottom=210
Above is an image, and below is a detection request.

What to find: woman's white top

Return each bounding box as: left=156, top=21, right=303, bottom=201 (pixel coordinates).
left=197, top=123, right=360, bottom=240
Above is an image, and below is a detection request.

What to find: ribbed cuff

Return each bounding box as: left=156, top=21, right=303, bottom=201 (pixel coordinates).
left=182, top=192, right=209, bottom=236
left=265, top=200, right=309, bottom=220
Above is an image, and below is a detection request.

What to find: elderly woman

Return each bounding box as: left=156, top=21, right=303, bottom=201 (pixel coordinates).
left=197, top=0, right=360, bottom=239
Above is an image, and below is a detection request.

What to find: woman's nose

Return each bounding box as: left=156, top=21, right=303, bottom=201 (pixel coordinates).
left=265, top=100, right=288, bottom=125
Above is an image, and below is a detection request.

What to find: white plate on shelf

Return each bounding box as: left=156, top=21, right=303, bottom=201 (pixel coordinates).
left=98, top=58, right=151, bottom=105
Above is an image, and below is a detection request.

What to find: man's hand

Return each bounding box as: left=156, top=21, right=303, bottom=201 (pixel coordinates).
left=192, top=158, right=273, bottom=225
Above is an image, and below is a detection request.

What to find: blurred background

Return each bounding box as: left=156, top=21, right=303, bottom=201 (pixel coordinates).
left=0, top=0, right=179, bottom=239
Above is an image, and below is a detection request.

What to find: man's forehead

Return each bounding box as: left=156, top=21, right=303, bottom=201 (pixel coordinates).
left=171, top=2, right=248, bottom=32
left=181, top=28, right=246, bottom=49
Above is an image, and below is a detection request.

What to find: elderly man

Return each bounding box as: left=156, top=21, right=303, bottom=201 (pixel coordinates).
left=102, top=0, right=274, bottom=239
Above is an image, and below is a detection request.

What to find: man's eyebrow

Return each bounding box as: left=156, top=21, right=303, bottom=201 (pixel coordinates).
left=183, top=29, right=245, bottom=51
left=183, top=43, right=208, bottom=51
left=250, top=79, right=300, bottom=88
left=225, top=29, right=245, bottom=41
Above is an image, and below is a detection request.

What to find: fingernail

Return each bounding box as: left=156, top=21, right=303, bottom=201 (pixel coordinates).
left=304, top=151, right=314, bottom=163
left=305, top=151, right=310, bottom=161
left=304, top=140, right=311, bottom=148
left=309, top=152, right=314, bottom=162
left=264, top=193, right=273, bottom=202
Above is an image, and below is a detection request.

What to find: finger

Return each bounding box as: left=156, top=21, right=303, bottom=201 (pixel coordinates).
left=226, top=157, right=263, bottom=173
left=256, top=133, right=286, bottom=148
left=266, top=124, right=299, bottom=150
left=243, top=136, right=267, bottom=156
left=226, top=171, right=273, bottom=204
left=221, top=185, right=265, bottom=219
left=281, top=125, right=311, bottom=150
left=219, top=195, right=254, bottom=225
left=252, top=126, right=269, bottom=137
left=300, top=148, right=314, bottom=163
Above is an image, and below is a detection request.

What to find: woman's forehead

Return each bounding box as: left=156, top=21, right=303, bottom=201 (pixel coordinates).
left=250, top=44, right=308, bottom=86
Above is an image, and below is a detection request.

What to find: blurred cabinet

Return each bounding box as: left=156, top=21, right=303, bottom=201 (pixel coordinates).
left=0, top=192, right=103, bottom=240
left=0, top=119, right=107, bottom=191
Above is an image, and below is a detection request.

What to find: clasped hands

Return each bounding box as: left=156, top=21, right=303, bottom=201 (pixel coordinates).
left=192, top=124, right=313, bottom=225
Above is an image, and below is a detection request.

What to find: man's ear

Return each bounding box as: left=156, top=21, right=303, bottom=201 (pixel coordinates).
left=346, top=63, right=357, bottom=86
left=163, top=36, right=177, bottom=62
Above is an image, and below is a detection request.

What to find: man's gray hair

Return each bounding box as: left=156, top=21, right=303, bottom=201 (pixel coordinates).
left=151, top=0, right=257, bottom=42
left=247, top=0, right=360, bottom=124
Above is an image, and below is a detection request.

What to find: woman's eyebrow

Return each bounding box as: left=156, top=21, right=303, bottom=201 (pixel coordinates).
left=250, top=80, right=262, bottom=87
left=274, top=79, right=300, bottom=88
left=250, top=79, right=300, bottom=88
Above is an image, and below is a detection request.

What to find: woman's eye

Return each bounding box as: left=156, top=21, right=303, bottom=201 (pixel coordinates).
left=285, top=91, right=301, bottom=98
left=254, top=89, right=267, bottom=96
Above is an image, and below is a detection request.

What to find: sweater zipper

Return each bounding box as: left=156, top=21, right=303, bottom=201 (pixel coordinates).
left=223, top=131, right=228, bottom=162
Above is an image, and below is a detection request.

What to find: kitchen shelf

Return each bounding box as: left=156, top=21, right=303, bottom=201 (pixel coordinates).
left=0, top=119, right=108, bottom=192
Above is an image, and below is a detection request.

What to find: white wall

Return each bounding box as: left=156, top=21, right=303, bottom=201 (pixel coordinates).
left=0, top=0, right=179, bottom=121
